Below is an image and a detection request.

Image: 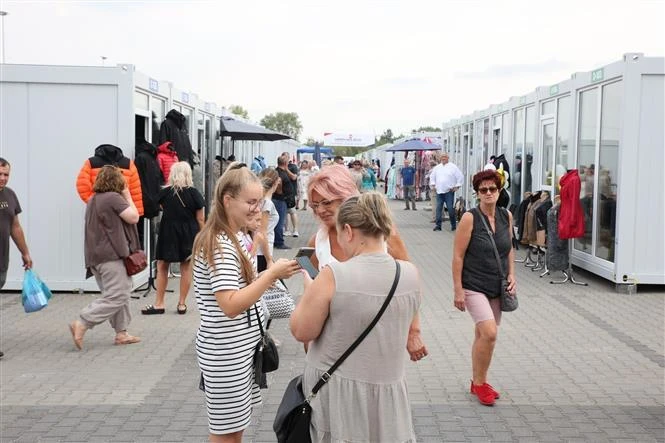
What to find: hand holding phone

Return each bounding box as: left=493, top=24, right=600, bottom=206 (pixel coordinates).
left=294, top=247, right=318, bottom=279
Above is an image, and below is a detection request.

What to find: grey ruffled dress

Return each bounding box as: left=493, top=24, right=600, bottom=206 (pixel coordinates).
left=303, top=253, right=420, bottom=443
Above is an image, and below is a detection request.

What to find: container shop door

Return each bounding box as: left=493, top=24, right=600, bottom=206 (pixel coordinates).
left=539, top=117, right=555, bottom=193
left=574, top=82, right=621, bottom=264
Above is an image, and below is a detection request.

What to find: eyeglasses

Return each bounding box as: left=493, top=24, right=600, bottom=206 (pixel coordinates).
left=478, top=186, right=499, bottom=194
left=309, top=199, right=338, bottom=211
left=233, top=196, right=261, bottom=211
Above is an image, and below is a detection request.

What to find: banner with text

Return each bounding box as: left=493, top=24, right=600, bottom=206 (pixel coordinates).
left=323, top=132, right=375, bottom=147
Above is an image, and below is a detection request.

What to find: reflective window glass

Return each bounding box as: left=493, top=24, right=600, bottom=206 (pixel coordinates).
left=134, top=91, right=149, bottom=110
left=575, top=88, right=599, bottom=253
left=512, top=108, right=525, bottom=205
left=541, top=100, right=555, bottom=116
left=524, top=106, right=536, bottom=193
left=501, top=113, right=510, bottom=155
left=595, top=81, right=621, bottom=262
left=542, top=123, right=554, bottom=186
left=555, top=96, right=571, bottom=193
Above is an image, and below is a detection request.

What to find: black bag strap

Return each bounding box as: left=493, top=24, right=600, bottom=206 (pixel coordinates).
left=474, top=207, right=506, bottom=278
left=309, top=260, right=401, bottom=399
left=254, top=304, right=266, bottom=337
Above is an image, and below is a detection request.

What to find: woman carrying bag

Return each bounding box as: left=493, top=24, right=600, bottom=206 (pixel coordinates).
left=69, top=166, right=141, bottom=350
left=452, top=169, right=517, bottom=406
left=192, top=167, right=300, bottom=443
left=289, top=192, right=421, bottom=442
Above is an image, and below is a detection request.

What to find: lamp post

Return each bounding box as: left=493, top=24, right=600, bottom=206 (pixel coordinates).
left=101, top=56, right=107, bottom=66
left=0, top=11, right=8, bottom=64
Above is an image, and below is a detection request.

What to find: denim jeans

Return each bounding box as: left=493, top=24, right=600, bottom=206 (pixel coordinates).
left=435, top=191, right=457, bottom=230
left=273, top=198, right=287, bottom=247
left=404, top=185, right=416, bottom=209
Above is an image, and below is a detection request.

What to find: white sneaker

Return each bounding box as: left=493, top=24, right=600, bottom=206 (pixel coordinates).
left=292, top=231, right=299, bottom=238
left=284, top=230, right=292, bottom=237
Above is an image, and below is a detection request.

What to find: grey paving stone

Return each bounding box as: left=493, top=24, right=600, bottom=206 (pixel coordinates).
left=1, top=199, right=663, bottom=442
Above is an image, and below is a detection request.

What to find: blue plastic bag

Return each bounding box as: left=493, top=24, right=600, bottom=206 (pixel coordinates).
left=22, top=270, right=52, bottom=313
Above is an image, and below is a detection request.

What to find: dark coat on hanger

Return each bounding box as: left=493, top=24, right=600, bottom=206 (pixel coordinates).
left=159, top=109, right=193, bottom=167
left=546, top=203, right=569, bottom=271
left=134, top=139, right=164, bottom=219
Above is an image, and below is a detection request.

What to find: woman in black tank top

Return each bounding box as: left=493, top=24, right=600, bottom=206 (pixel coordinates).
left=452, top=169, right=517, bottom=406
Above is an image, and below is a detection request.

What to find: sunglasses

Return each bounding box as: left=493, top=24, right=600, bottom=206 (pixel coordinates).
left=478, top=186, right=499, bottom=194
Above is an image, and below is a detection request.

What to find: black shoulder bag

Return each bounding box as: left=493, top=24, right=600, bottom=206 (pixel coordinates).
left=253, top=304, right=279, bottom=389
left=474, top=208, right=518, bottom=312
left=273, top=261, right=401, bottom=443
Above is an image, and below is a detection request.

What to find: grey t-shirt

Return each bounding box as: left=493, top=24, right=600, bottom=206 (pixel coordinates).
left=84, top=192, right=130, bottom=268
left=0, top=187, right=22, bottom=272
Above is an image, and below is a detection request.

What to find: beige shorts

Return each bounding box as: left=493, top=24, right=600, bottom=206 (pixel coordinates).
left=464, top=288, right=502, bottom=326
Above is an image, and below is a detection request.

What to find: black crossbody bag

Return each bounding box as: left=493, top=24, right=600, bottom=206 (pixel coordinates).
left=273, top=261, right=401, bottom=443
left=474, top=208, right=518, bottom=312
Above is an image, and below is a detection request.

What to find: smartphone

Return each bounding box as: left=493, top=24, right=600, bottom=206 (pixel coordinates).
left=296, top=255, right=319, bottom=279
left=295, top=247, right=315, bottom=259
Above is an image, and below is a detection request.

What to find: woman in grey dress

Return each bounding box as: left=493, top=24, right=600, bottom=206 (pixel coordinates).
left=290, top=192, right=421, bottom=442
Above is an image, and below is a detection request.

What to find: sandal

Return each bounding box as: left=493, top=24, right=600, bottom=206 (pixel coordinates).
left=114, top=334, right=141, bottom=345
left=177, top=303, right=187, bottom=315
left=141, top=305, right=165, bottom=315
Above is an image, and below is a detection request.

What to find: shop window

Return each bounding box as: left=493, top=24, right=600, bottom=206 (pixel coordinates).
left=512, top=108, right=525, bottom=205
left=541, top=123, right=554, bottom=186
left=555, top=96, right=571, bottom=192
left=595, top=81, right=621, bottom=262
left=501, top=113, right=510, bottom=155
left=575, top=88, right=599, bottom=253
left=134, top=91, right=149, bottom=110
left=541, top=100, right=555, bottom=116
left=524, top=106, right=536, bottom=194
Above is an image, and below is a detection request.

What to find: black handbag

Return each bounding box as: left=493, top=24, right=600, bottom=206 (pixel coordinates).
left=475, top=208, right=519, bottom=312
left=273, top=261, right=402, bottom=443
left=253, top=304, right=279, bottom=388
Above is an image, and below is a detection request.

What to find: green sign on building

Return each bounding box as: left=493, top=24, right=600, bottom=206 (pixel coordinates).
left=591, top=68, right=604, bottom=83
left=549, top=85, right=559, bottom=96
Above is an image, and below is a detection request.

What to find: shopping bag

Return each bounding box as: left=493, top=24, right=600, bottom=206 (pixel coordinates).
left=22, top=270, right=52, bottom=313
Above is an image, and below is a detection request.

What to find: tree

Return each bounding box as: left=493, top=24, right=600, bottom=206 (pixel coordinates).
left=260, top=112, right=303, bottom=140
left=304, top=137, right=320, bottom=147
left=229, top=105, right=249, bottom=119
left=412, top=126, right=440, bottom=133
left=375, top=129, right=394, bottom=146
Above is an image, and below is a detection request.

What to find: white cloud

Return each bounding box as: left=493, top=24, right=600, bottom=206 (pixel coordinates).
left=2, top=0, right=663, bottom=140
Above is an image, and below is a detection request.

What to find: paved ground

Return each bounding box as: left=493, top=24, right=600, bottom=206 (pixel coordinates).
left=1, top=198, right=664, bottom=442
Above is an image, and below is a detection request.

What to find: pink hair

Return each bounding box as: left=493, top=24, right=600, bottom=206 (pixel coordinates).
left=307, top=164, right=360, bottom=201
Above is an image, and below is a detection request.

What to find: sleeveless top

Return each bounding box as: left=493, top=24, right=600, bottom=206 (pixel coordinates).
left=304, top=253, right=418, bottom=442
left=462, top=207, right=511, bottom=298
left=315, top=227, right=388, bottom=269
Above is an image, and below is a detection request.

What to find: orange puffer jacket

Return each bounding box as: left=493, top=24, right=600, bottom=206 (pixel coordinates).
left=76, top=144, right=144, bottom=216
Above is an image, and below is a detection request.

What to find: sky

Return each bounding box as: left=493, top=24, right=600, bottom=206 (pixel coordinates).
left=1, top=0, right=664, bottom=142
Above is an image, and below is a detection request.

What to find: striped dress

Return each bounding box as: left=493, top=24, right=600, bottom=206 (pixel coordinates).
left=193, top=232, right=265, bottom=435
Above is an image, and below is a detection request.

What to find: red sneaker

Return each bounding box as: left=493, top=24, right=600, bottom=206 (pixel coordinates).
left=470, top=382, right=498, bottom=406
left=470, top=380, right=500, bottom=399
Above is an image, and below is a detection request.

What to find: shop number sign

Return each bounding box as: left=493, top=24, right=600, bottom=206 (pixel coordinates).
left=591, top=68, right=604, bottom=83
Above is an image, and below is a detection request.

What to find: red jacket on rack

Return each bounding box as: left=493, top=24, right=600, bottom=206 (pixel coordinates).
left=156, top=141, right=179, bottom=183
left=558, top=170, right=585, bottom=239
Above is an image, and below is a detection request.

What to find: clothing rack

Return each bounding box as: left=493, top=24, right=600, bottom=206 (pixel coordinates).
left=550, top=240, right=588, bottom=286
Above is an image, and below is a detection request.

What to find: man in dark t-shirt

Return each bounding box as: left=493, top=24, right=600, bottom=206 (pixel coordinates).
left=272, top=155, right=294, bottom=249
left=0, top=157, right=33, bottom=359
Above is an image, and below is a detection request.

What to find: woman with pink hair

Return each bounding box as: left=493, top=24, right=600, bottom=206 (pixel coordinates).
left=305, top=164, right=428, bottom=361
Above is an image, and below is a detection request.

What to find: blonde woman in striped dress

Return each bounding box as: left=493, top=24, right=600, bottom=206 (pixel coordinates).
left=192, top=166, right=300, bottom=442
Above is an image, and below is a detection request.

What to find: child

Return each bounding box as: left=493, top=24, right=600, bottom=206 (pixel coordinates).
left=257, top=168, right=281, bottom=272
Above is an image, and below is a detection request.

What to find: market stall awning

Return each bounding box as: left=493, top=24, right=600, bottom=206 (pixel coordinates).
left=384, top=138, right=441, bottom=152
left=219, top=117, right=292, bottom=141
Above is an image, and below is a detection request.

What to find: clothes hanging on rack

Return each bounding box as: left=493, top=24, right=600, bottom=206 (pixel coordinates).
left=514, top=192, right=533, bottom=242
left=546, top=203, right=569, bottom=271
left=558, top=170, right=585, bottom=239
left=386, top=166, right=398, bottom=199
left=535, top=194, right=553, bottom=246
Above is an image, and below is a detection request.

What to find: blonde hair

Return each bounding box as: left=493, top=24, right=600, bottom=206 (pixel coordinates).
left=258, top=167, right=279, bottom=192
left=336, top=192, right=393, bottom=239
left=192, top=167, right=259, bottom=283
left=168, top=161, right=193, bottom=190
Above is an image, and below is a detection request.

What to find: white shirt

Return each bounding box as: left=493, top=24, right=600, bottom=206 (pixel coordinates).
left=257, top=198, right=279, bottom=256
left=429, top=162, right=464, bottom=194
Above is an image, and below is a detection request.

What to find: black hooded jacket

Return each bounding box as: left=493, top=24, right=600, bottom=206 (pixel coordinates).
left=134, top=139, right=164, bottom=218
left=159, top=109, right=193, bottom=167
